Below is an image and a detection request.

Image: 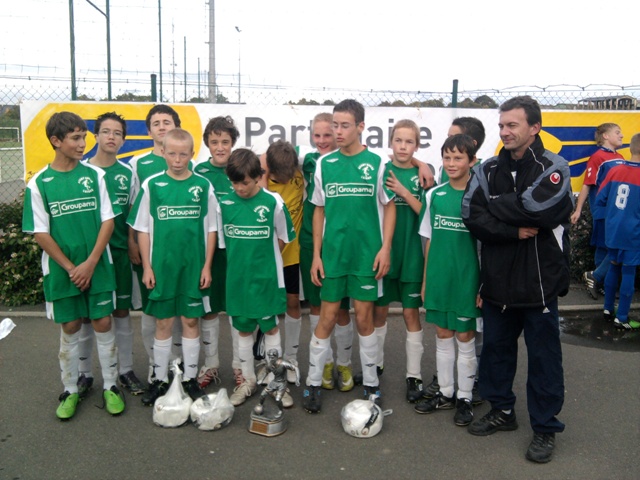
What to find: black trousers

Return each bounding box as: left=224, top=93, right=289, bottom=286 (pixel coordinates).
left=479, top=299, right=565, bottom=433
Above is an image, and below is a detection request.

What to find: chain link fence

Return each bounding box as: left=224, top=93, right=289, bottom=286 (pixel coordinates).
left=2, top=75, right=639, bottom=204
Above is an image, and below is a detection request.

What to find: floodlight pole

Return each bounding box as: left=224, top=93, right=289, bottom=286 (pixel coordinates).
left=85, top=0, right=112, bottom=100
left=158, top=0, right=163, bottom=102
left=69, top=0, right=77, bottom=100
left=235, top=26, right=241, bottom=104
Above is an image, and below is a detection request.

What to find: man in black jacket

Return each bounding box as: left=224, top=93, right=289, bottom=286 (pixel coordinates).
left=461, top=96, right=573, bottom=464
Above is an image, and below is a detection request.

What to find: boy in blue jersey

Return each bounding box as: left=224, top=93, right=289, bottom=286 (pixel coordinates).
left=595, top=133, right=640, bottom=330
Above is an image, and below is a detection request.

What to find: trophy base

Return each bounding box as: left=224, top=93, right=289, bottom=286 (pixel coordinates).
left=249, top=412, right=287, bottom=437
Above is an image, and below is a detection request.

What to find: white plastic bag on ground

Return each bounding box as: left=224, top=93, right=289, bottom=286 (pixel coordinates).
left=190, top=388, right=235, bottom=431
left=153, top=362, right=193, bottom=428
left=0, top=318, right=16, bottom=341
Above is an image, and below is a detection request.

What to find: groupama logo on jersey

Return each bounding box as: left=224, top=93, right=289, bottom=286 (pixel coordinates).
left=433, top=214, right=467, bottom=232
left=326, top=183, right=374, bottom=197
left=49, top=198, right=97, bottom=217
left=157, top=205, right=201, bottom=220
left=224, top=224, right=270, bottom=239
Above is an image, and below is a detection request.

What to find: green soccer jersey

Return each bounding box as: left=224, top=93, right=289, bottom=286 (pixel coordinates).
left=129, top=151, right=194, bottom=203
left=193, top=158, right=235, bottom=202
left=419, top=182, right=480, bottom=318
left=217, top=188, right=295, bottom=318
left=22, top=162, right=117, bottom=301
left=86, top=159, right=134, bottom=251
left=127, top=172, right=218, bottom=301
left=311, top=148, right=394, bottom=278
left=299, top=149, right=322, bottom=250
left=386, top=163, right=424, bottom=282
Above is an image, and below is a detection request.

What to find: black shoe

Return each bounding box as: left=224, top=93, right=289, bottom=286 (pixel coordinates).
left=471, top=379, right=484, bottom=406
left=118, top=370, right=146, bottom=395
left=603, top=310, right=615, bottom=322
left=583, top=271, right=598, bottom=299
left=77, top=374, right=94, bottom=400
left=414, top=391, right=454, bottom=414
left=454, top=398, right=473, bottom=426
left=423, top=375, right=440, bottom=399
left=526, top=432, right=556, bottom=463
left=363, top=385, right=382, bottom=408
left=405, top=377, right=424, bottom=403
left=141, top=380, right=168, bottom=406
left=302, top=385, right=322, bottom=413
left=468, top=408, right=518, bottom=436
left=182, top=378, right=205, bottom=401
left=353, top=372, right=363, bottom=386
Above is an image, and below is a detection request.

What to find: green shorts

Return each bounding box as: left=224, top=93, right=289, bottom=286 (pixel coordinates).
left=425, top=309, right=476, bottom=333
left=300, top=246, right=321, bottom=307
left=375, top=277, right=422, bottom=308
left=46, top=291, right=115, bottom=324
left=146, top=295, right=207, bottom=320
left=112, top=247, right=133, bottom=310
left=321, top=275, right=380, bottom=303
left=232, top=315, right=278, bottom=333
left=132, top=263, right=150, bottom=311
left=204, top=247, right=227, bottom=314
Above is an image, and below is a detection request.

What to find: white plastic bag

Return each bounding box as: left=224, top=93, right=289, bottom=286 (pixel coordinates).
left=0, top=318, right=16, bottom=341
left=190, top=388, right=235, bottom=431
left=152, top=362, right=193, bottom=428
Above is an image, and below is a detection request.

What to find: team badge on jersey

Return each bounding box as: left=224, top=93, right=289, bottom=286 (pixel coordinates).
left=115, top=174, right=128, bottom=190
left=358, top=163, right=374, bottom=180
left=549, top=172, right=561, bottom=185
left=254, top=205, right=270, bottom=222
left=78, top=176, right=94, bottom=193
left=189, top=185, right=203, bottom=202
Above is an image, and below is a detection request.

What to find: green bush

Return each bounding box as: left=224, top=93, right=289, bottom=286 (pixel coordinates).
left=568, top=197, right=594, bottom=282
left=0, top=195, right=45, bottom=306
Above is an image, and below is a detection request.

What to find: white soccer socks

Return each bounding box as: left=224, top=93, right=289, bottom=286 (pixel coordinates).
left=456, top=337, right=477, bottom=400
left=359, top=332, right=378, bottom=387
left=59, top=329, right=81, bottom=394
left=113, top=314, right=133, bottom=374
left=307, top=334, right=330, bottom=386
left=374, top=322, right=388, bottom=370
left=238, top=334, right=257, bottom=383
left=77, top=322, right=94, bottom=379
left=284, top=313, right=301, bottom=363
left=405, top=329, right=424, bottom=379
left=182, top=336, right=200, bottom=380
left=200, top=317, right=220, bottom=369
left=95, top=329, right=118, bottom=390
left=334, top=321, right=353, bottom=367
left=435, top=336, right=456, bottom=398
left=141, top=313, right=156, bottom=365
left=153, top=337, right=172, bottom=383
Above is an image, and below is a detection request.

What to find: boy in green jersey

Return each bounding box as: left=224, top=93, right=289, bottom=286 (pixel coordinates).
left=299, top=113, right=354, bottom=392
left=128, top=104, right=183, bottom=383
left=77, top=112, right=145, bottom=398
left=373, top=120, right=426, bottom=403
left=217, top=149, right=296, bottom=406
left=303, top=99, right=396, bottom=413
left=22, top=111, right=124, bottom=420
left=128, top=128, right=218, bottom=406
left=414, top=134, right=480, bottom=427
left=193, top=116, right=243, bottom=389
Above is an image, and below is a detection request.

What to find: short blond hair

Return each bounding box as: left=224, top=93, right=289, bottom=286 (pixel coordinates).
left=163, top=128, right=194, bottom=151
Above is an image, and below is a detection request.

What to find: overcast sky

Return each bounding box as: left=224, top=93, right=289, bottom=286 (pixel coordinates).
left=2, top=0, right=638, bottom=97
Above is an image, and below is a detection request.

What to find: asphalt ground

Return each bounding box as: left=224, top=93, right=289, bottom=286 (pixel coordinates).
left=0, top=284, right=638, bottom=480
